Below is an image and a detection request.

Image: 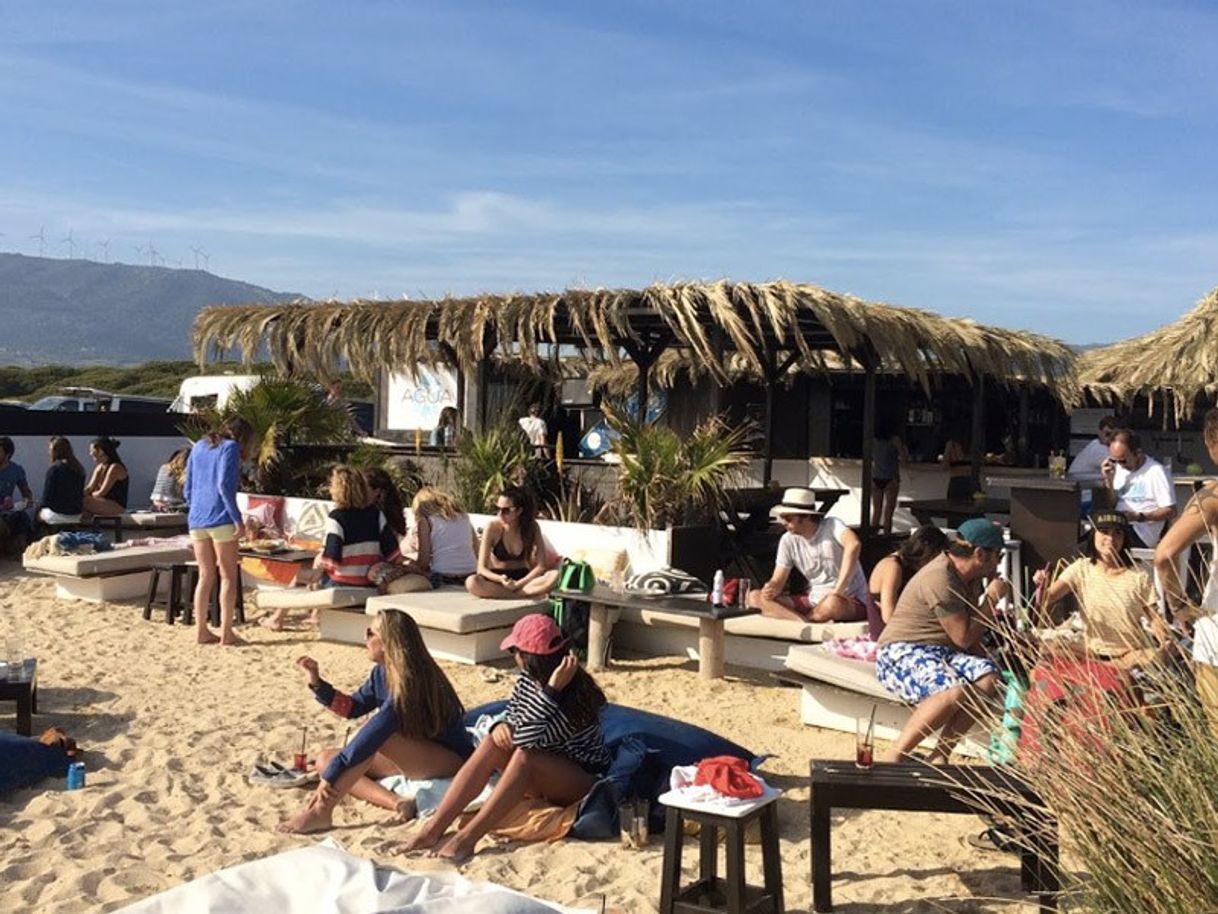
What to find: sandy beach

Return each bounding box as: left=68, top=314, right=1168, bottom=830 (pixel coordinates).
left=0, top=563, right=1045, bottom=913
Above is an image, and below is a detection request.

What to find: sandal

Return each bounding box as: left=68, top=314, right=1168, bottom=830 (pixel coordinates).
left=966, top=825, right=1021, bottom=854
left=248, top=761, right=316, bottom=789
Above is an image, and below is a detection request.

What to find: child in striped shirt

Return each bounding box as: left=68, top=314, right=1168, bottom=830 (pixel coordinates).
left=400, top=613, right=608, bottom=861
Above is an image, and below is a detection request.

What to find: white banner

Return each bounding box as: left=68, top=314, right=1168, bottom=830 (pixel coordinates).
left=385, top=366, right=459, bottom=430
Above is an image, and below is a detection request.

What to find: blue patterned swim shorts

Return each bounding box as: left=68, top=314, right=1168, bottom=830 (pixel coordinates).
left=875, top=641, right=999, bottom=704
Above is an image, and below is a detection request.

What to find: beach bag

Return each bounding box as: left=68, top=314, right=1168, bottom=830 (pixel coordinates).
left=548, top=595, right=590, bottom=661
left=558, top=558, right=595, bottom=594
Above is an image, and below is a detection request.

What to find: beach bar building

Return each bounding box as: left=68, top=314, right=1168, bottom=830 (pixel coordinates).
left=192, top=280, right=1078, bottom=535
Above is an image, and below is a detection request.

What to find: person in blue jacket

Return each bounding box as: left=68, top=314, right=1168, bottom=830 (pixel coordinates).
left=277, top=609, right=473, bottom=834
left=184, top=417, right=254, bottom=646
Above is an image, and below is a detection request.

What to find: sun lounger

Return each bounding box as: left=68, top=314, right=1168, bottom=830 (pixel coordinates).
left=614, top=606, right=868, bottom=671
left=317, top=588, right=546, bottom=664
left=23, top=542, right=196, bottom=602
left=255, top=586, right=376, bottom=612
left=781, top=643, right=986, bottom=757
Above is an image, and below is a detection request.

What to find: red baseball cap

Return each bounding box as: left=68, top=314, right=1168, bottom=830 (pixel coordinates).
left=500, top=613, right=566, bottom=655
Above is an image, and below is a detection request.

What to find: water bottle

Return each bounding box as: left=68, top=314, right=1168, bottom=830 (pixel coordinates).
left=711, top=569, right=725, bottom=607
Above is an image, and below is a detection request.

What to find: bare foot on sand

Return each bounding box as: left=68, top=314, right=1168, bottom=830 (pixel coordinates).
left=276, top=804, right=334, bottom=834
left=398, top=822, right=445, bottom=855
left=220, top=634, right=247, bottom=647
left=259, top=616, right=284, bottom=632
left=433, top=832, right=476, bottom=863
left=197, top=630, right=221, bottom=645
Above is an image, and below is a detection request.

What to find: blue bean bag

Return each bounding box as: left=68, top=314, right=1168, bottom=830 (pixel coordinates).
left=0, top=732, right=70, bottom=794
left=464, top=701, right=760, bottom=838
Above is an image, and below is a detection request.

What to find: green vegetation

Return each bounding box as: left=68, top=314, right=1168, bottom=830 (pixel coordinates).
left=0, top=361, right=373, bottom=403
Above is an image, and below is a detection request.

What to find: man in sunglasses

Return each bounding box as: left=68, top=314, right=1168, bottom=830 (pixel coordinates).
left=1100, top=429, right=1175, bottom=547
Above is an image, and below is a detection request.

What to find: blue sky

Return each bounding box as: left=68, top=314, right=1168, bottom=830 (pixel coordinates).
left=1, top=0, right=1215, bottom=343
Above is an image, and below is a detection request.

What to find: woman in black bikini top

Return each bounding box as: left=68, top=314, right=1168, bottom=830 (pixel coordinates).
left=466, top=485, right=560, bottom=600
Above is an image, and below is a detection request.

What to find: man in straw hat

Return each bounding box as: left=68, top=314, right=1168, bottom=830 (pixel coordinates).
left=748, top=488, right=868, bottom=623
left=875, top=518, right=1009, bottom=763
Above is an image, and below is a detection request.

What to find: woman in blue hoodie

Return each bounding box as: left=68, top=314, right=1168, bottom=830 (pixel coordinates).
left=184, top=417, right=254, bottom=646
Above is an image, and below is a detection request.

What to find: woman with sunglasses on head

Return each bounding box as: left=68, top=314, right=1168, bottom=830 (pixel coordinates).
left=465, top=484, right=558, bottom=599
left=400, top=613, right=608, bottom=860
left=278, top=610, right=472, bottom=834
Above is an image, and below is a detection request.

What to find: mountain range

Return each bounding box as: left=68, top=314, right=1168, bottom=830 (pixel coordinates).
left=0, top=253, right=304, bottom=365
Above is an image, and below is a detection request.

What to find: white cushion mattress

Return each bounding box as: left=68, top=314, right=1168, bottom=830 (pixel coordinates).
left=365, top=588, right=545, bottom=634
left=24, top=544, right=196, bottom=577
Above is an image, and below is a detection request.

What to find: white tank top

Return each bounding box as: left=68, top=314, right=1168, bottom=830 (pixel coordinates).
left=427, top=514, right=477, bottom=576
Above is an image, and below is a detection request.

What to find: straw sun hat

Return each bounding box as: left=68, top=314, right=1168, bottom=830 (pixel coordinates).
left=769, top=488, right=824, bottom=521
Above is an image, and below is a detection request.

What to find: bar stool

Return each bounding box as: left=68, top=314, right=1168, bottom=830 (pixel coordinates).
left=180, top=562, right=246, bottom=627
left=658, top=792, right=784, bottom=914
left=143, top=563, right=191, bottom=624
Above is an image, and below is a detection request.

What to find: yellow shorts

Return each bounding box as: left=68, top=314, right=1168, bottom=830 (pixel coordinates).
left=189, top=524, right=238, bottom=544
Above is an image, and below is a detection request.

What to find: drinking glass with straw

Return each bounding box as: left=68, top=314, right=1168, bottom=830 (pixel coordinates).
left=294, top=726, right=308, bottom=771
left=856, top=705, right=876, bottom=769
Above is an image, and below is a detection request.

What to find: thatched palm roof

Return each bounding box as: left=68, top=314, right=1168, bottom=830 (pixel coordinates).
left=1078, top=287, right=1218, bottom=424
left=193, top=280, right=1077, bottom=396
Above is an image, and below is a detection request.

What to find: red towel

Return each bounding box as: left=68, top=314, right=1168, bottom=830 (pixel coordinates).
left=693, top=755, right=762, bottom=799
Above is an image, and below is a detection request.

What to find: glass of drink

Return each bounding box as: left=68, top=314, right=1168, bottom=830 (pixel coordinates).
left=855, top=717, right=875, bottom=770
left=619, top=798, right=649, bottom=848
left=610, top=568, right=626, bottom=595
left=737, top=578, right=752, bottom=609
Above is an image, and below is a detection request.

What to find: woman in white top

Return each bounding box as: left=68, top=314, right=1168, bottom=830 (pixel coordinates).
left=411, top=488, right=477, bottom=583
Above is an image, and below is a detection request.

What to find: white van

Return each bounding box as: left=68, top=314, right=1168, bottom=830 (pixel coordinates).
left=169, top=375, right=261, bottom=413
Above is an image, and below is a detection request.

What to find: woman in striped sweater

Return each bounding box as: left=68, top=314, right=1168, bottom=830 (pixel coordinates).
left=400, top=614, right=609, bottom=860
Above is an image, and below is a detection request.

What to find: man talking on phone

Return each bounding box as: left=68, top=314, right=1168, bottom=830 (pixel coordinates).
left=1100, top=429, right=1175, bottom=547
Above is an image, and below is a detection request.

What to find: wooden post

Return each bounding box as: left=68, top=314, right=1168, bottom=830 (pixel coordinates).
left=861, top=361, right=877, bottom=532
left=970, top=374, right=986, bottom=494
left=586, top=602, right=610, bottom=672
left=698, top=617, right=726, bottom=679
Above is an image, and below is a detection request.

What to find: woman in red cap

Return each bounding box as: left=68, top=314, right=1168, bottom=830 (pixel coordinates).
left=400, top=613, right=609, bottom=860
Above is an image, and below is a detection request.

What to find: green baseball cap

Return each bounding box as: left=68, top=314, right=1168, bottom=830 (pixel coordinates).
left=956, top=518, right=1005, bottom=550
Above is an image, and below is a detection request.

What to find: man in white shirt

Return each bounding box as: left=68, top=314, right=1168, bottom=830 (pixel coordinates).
left=748, top=487, right=868, bottom=622
left=1101, top=429, right=1176, bottom=547
left=518, top=403, right=548, bottom=457
left=1067, top=415, right=1118, bottom=480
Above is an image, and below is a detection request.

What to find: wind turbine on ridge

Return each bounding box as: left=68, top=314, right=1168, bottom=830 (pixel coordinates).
left=30, top=226, right=46, bottom=257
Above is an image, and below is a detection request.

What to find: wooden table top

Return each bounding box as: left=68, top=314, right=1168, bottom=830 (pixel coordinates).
left=562, top=584, right=758, bottom=621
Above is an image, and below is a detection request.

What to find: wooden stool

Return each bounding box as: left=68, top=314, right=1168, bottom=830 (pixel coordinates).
left=659, top=795, right=784, bottom=914
left=180, top=562, right=246, bottom=627
left=143, top=563, right=190, bottom=624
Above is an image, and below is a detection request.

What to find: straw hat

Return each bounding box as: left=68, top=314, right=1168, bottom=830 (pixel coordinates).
left=769, top=488, right=824, bottom=520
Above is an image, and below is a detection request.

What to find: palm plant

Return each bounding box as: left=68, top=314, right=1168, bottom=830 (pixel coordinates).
left=187, top=376, right=356, bottom=494
left=606, top=410, right=751, bottom=530
left=451, top=423, right=534, bottom=513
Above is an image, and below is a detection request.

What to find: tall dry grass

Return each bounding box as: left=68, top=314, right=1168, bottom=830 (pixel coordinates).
left=964, top=593, right=1218, bottom=911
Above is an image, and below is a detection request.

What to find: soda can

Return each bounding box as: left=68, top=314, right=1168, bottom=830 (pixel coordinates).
left=66, top=761, right=86, bottom=790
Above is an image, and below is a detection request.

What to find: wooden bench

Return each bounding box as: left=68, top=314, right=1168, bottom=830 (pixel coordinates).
left=809, top=759, right=1058, bottom=913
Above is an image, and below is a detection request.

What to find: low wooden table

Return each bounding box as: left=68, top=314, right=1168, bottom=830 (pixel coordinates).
left=563, top=584, right=757, bottom=680
left=809, top=759, right=1058, bottom=913
left=0, top=658, right=38, bottom=736
left=238, top=547, right=319, bottom=565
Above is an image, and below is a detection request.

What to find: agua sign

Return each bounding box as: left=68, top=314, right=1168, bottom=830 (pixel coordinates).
left=385, top=366, right=458, bottom=430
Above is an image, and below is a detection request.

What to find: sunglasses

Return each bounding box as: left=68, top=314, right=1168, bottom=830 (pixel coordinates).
left=496, top=506, right=517, bottom=515
left=365, top=626, right=379, bottom=640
